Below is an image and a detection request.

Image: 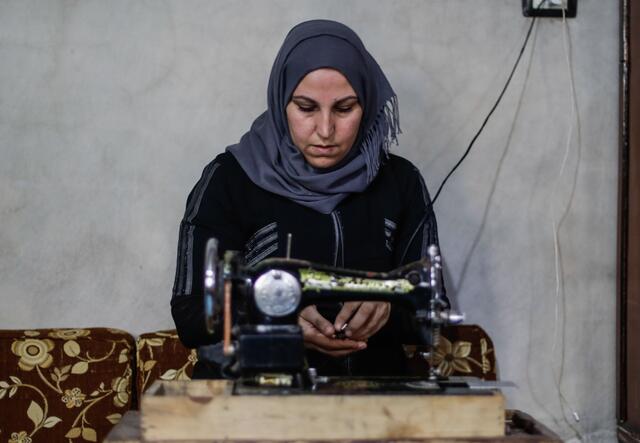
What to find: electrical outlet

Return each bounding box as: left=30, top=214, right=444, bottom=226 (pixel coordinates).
left=522, top=0, right=577, bottom=18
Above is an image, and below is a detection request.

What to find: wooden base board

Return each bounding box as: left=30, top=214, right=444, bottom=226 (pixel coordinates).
left=141, top=380, right=505, bottom=441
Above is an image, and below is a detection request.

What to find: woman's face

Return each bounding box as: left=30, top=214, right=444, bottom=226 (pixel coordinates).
left=286, top=69, right=363, bottom=169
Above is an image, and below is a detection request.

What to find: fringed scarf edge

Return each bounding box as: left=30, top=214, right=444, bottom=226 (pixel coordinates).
left=360, top=94, right=401, bottom=183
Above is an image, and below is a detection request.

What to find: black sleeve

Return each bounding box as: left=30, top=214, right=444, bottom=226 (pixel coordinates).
left=171, top=154, right=246, bottom=349
left=388, top=165, right=447, bottom=345
left=393, top=166, right=440, bottom=267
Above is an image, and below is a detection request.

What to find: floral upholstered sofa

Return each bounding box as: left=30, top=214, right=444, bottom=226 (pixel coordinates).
left=0, top=325, right=495, bottom=442
left=0, top=328, right=135, bottom=443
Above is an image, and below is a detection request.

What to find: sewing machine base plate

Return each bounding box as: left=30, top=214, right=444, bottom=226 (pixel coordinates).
left=234, top=375, right=501, bottom=395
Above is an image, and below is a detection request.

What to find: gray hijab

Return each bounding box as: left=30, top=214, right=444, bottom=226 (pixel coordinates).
left=227, top=19, right=400, bottom=214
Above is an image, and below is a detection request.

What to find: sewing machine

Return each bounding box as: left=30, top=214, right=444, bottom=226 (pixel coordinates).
left=198, top=237, right=470, bottom=391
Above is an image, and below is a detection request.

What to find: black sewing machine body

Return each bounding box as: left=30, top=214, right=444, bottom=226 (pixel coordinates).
left=199, top=238, right=467, bottom=390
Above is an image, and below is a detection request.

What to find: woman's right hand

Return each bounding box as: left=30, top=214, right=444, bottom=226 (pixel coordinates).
left=298, top=305, right=367, bottom=357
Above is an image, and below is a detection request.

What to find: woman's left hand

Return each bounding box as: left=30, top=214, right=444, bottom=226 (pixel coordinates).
left=334, top=301, right=390, bottom=342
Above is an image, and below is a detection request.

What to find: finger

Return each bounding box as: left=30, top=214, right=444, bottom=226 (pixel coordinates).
left=334, top=302, right=362, bottom=330
left=353, top=303, right=390, bottom=340
left=361, top=302, right=390, bottom=337
left=299, top=317, right=366, bottom=351
left=344, top=302, right=375, bottom=337
left=299, top=305, right=335, bottom=337
left=310, top=333, right=366, bottom=351
left=349, top=308, right=378, bottom=341
left=298, top=318, right=362, bottom=350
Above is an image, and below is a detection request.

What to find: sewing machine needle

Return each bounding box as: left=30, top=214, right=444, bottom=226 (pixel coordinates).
left=338, top=303, right=361, bottom=337
left=286, top=233, right=292, bottom=259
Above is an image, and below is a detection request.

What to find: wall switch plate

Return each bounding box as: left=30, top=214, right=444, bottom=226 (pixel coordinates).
left=522, top=0, right=577, bottom=18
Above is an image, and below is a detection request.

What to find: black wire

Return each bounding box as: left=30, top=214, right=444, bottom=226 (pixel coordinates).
left=431, top=16, right=538, bottom=204
left=399, top=15, right=539, bottom=263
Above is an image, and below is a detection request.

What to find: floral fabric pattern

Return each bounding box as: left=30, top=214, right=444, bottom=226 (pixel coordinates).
left=11, top=339, right=55, bottom=372
left=135, top=330, right=197, bottom=395
left=48, top=329, right=91, bottom=340
left=61, top=388, right=86, bottom=408
left=404, top=325, right=497, bottom=380
left=0, top=328, right=134, bottom=442
left=111, top=368, right=132, bottom=408
left=8, top=431, right=31, bottom=443
left=430, top=336, right=475, bottom=376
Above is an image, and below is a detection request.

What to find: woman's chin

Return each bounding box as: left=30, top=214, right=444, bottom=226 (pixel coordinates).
left=306, top=157, right=340, bottom=169
left=302, top=148, right=350, bottom=169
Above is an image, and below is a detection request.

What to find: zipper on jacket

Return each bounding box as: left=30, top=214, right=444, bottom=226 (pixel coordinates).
left=330, top=210, right=344, bottom=267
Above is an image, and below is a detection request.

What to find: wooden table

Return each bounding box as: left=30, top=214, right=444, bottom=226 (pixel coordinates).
left=105, top=409, right=561, bottom=443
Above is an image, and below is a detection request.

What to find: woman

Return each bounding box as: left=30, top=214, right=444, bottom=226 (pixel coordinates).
left=171, top=19, right=441, bottom=377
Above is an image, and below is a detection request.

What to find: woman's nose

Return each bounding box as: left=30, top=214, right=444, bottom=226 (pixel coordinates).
left=315, top=111, right=334, bottom=139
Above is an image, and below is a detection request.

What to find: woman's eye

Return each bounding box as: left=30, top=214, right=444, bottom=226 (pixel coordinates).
left=297, top=105, right=316, bottom=113
left=335, top=107, right=353, bottom=114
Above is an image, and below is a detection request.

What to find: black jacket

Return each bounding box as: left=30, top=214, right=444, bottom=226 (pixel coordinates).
left=171, top=152, right=441, bottom=376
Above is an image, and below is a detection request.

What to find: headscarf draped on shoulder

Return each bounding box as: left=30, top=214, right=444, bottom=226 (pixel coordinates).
left=227, top=19, right=400, bottom=214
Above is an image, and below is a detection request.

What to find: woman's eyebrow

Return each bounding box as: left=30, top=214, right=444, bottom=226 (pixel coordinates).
left=290, top=95, right=359, bottom=104
left=334, top=95, right=358, bottom=104
left=291, top=95, right=317, bottom=104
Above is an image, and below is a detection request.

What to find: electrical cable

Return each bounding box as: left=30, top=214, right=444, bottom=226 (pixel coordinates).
left=547, top=3, right=583, bottom=438
left=431, top=15, right=538, bottom=204
left=399, top=15, right=540, bottom=264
